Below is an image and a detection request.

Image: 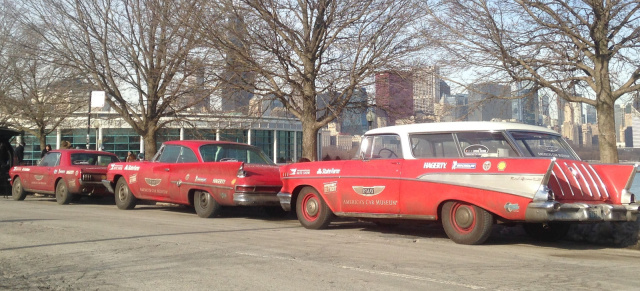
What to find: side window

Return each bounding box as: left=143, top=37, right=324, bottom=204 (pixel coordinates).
left=157, top=145, right=181, bottom=163
left=177, top=146, right=198, bottom=163
left=39, top=152, right=61, bottom=167
left=455, top=132, right=515, bottom=157
left=370, top=135, right=403, bottom=159
left=410, top=133, right=459, bottom=158
left=359, top=136, right=374, bottom=159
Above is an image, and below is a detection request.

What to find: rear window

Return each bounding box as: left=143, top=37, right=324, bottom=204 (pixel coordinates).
left=509, top=131, right=578, bottom=160
left=455, top=132, right=516, bottom=158
left=71, top=153, right=120, bottom=166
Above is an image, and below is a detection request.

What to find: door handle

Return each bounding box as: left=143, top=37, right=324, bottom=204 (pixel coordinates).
left=164, top=168, right=170, bottom=172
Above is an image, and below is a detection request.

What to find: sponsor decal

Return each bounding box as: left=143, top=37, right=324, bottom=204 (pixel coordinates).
left=140, top=188, right=168, bottom=194
left=497, top=161, right=507, bottom=171
left=510, top=176, right=542, bottom=182
left=124, top=165, right=140, bottom=171
left=483, top=161, right=491, bottom=171
left=74, top=170, right=79, bottom=176
left=463, top=144, right=489, bottom=156
left=66, top=170, right=75, bottom=175
left=22, top=168, right=31, bottom=172
left=352, top=186, right=386, bottom=197
left=423, top=162, right=447, bottom=169
left=289, top=168, right=311, bottom=175
left=34, top=175, right=44, bottom=181
left=545, top=146, right=559, bottom=152
left=53, top=169, right=58, bottom=174
left=13, top=167, right=21, bottom=171
left=220, top=193, right=227, bottom=199
left=212, top=179, right=226, bottom=184
left=185, top=174, right=190, bottom=181
left=505, top=203, right=520, bottom=213
left=323, top=181, right=337, bottom=194
left=194, top=176, right=207, bottom=183
left=129, top=174, right=137, bottom=184
left=68, top=180, right=76, bottom=188
left=144, top=178, right=162, bottom=187
left=317, top=168, right=341, bottom=175
left=110, top=164, right=123, bottom=171
left=452, top=161, right=476, bottom=170
left=343, top=199, right=398, bottom=206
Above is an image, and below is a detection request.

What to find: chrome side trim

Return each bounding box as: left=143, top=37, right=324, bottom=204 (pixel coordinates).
left=565, top=162, right=585, bottom=197
left=588, top=164, right=610, bottom=198
left=334, top=212, right=436, bottom=220
left=555, top=163, right=575, bottom=197
left=580, top=164, right=601, bottom=199
left=572, top=162, right=592, bottom=197
left=277, top=192, right=292, bottom=211
left=170, top=181, right=233, bottom=190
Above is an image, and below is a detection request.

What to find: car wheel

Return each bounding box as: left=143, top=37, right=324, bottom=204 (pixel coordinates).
left=115, top=177, right=137, bottom=210
left=194, top=191, right=220, bottom=218
left=263, top=206, right=288, bottom=218
left=522, top=222, right=570, bottom=242
left=11, top=177, right=27, bottom=201
left=296, top=186, right=334, bottom=229
left=56, top=180, right=72, bottom=205
left=441, top=201, right=493, bottom=245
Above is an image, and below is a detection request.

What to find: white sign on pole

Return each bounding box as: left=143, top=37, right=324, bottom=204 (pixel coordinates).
left=90, top=91, right=106, bottom=108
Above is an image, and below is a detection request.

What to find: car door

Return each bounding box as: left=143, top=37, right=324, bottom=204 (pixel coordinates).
left=168, top=145, right=199, bottom=204
left=338, top=134, right=402, bottom=214
left=136, top=145, right=180, bottom=201
left=30, top=152, right=61, bottom=192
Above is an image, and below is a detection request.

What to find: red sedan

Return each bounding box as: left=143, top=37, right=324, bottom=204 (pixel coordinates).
left=10, top=149, right=120, bottom=204
left=102, top=140, right=283, bottom=218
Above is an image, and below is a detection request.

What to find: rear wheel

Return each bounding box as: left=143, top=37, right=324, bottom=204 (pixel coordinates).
left=441, top=201, right=493, bottom=245
left=194, top=191, right=220, bottom=218
left=11, top=177, right=27, bottom=201
left=115, top=178, right=137, bottom=210
left=296, top=187, right=334, bottom=229
left=523, top=222, right=570, bottom=242
left=56, top=180, right=72, bottom=205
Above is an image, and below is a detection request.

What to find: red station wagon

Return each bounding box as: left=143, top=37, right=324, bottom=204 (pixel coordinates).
left=10, top=149, right=120, bottom=204
left=102, top=140, right=283, bottom=218
left=278, top=122, right=640, bottom=245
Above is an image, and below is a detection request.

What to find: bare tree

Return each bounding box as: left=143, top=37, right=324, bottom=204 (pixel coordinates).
left=0, top=1, right=85, bottom=149
left=200, top=0, right=426, bottom=160
left=26, top=0, right=224, bottom=157
left=427, top=0, right=640, bottom=163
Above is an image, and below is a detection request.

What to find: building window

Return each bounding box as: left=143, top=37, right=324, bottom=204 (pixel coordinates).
left=252, top=130, right=273, bottom=160
left=102, top=128, right=141, bottom=161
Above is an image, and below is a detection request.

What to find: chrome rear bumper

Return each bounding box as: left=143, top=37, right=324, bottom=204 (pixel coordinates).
left=277, top=192, right=292, bottom=211
left=233, top=192, right=280, bottom=206
left=525, top=201, right=640, bottom=222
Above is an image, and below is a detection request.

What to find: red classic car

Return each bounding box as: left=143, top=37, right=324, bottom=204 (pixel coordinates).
left=102, top=140, right=282, bottom=218
left=10, top=149, right=120, bottom=204
left=278, top=122, right=640, bottom=245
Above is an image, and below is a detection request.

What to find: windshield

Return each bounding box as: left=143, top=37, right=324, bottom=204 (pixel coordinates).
left=509, top=131, right=579, bottom=160
left=199, top=144, right=274, bottom=165
left=71, top=153, right=120, bottom=166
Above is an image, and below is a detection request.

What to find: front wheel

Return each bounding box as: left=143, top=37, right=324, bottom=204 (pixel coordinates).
left=296, top=187, right=334, bottom=229
left=194, top=191, right=220, bottom=218
left=115, top=178, right=137, bottom=210
left=56, top=180, right=72, bottom=205
left=523, top=222, right=570, bottom=242
left=12, top=177, right=27, bottom=201
left=441, top=201, right=493, bottom=245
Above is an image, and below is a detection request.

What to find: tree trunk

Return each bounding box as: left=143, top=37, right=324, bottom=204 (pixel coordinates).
left=142, top=130, right=158, bottom=161
left=301, top=119, right=319, bottom=161
left=596, top=100, right=618, bottom=163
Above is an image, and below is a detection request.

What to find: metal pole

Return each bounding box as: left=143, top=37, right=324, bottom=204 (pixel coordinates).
left=87, top=93, right=91, bottom=149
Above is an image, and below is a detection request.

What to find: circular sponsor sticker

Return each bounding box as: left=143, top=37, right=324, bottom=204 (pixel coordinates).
left=497, top=161, right=507, bottom=171
left=483, top=161, right=491, bottom=171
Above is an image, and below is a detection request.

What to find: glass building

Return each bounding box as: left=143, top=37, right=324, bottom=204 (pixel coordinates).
left=18, top=113, right=302, bottom=165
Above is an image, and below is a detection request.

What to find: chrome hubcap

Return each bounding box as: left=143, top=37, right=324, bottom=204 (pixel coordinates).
left=305, top=198, right=319, bottom=216
left=454, top=206, right=473, bottom=228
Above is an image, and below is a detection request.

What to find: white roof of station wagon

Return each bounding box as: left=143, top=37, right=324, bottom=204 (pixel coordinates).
left=366, top=121, right=559, bottom=136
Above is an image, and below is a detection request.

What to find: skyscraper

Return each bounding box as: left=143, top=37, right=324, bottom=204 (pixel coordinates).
left=375, top=71, right=413, bottom=125
left=467, top=83, right=512, bottom=121
left=412, top=66, right=440, bottom=117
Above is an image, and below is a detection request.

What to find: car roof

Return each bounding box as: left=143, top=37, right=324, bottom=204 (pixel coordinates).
left=51, top=149, right=117, bottom=155
left=365, top=121, right=559, bottom=136
left=163, top=140, right=254, bottom=147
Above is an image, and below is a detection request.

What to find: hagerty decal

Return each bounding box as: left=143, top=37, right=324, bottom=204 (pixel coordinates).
left=423, top=162, right=447, bottom=169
